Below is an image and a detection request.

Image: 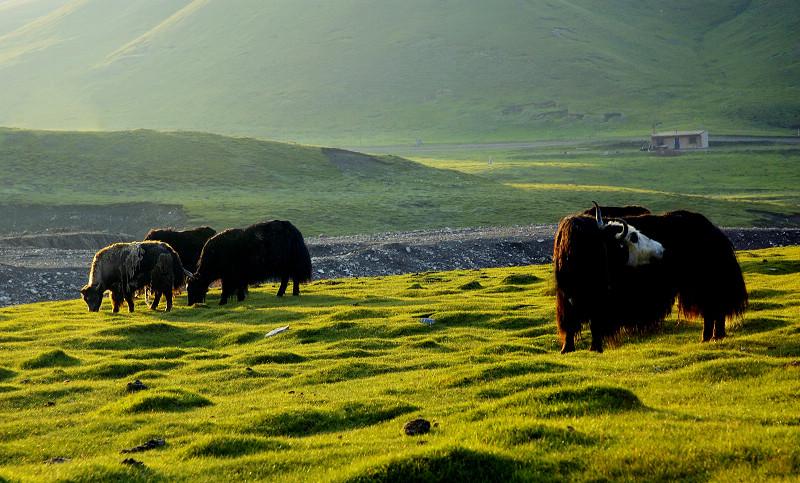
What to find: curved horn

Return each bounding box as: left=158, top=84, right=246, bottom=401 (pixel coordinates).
left=592, top=201, right=603, bottom=226
left=615, top=219, right=629, bottom=240
left=183, top=268, right=195, bottom=281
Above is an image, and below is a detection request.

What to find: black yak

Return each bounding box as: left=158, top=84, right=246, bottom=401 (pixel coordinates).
left=187, top=220, right=312, bottom=305
left=81, top=241, right=185, bottom=312
left=554, top=203, right=747, bottom=353
left=143, top=226, right=216, bottom=273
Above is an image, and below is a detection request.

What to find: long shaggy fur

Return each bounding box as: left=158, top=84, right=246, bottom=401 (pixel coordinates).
left=80, top=241, right=184, bottom=313
left=143, top=226, right=216, bottom=273
left=187, top=220, right=312, bottom=305
left=554, top=207, right=747, bottom=353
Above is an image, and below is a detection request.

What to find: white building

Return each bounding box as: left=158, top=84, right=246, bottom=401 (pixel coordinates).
left=650, top=130, right=708, bottom=150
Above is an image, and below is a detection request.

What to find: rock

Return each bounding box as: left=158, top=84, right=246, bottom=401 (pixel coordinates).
left=120, top=438, right=166, bottom=454
left=126, top=380, right=148, bottom=392
left=403, top=418, right=431, bottom=436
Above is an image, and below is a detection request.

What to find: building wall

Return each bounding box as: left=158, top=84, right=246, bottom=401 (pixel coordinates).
left=651, top=131, right=708, bottom=149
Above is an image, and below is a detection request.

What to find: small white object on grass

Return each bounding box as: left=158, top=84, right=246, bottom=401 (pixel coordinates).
left=265, top=325, right=290, bottom=338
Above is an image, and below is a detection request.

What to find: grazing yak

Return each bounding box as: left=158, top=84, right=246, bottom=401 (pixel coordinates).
left=554, top=203, right=747, bottom=353
left=81, top=241, right=185, bottom=313
left=143, top=226, right=216, bottom=273
left=187, top=220, right=312, bottom=305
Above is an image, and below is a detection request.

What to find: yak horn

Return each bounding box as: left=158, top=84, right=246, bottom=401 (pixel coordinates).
left=592, top=201, right=603, bottom=226
left=615, top=219, right=629, bottom=240
left=183, top=269, right=195, bottom=280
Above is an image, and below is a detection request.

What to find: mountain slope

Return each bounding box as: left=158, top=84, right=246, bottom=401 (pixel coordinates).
left=0, top=0, right=797, bottom=145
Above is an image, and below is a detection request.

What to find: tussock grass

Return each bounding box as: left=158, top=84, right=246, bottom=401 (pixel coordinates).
left=0, top=247, right=799, bottom=481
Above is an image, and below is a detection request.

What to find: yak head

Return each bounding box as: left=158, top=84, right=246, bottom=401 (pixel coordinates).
left=593, top=201, right=664, bottom=267
left=606, top=219, right=664, bottom=266
left=80, top=284, right=103, bottom=312
left=186, top=277, right=208, bottom=305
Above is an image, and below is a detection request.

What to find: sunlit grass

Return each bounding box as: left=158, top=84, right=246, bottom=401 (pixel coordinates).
left=0, top=247, right=798, bottom=481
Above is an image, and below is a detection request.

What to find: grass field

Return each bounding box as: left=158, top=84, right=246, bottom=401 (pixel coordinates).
left=0, top=128, right=798, bottom=238
left=0, top=246, right=798, bottom=481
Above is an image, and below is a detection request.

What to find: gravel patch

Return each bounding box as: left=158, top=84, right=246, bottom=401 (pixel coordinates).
left=1, top=225, right=798, bottom=308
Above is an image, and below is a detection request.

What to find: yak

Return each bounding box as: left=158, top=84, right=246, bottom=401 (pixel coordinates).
left=554, top=203, right=747, bottom=353
left=187, top=220, right=312, bottom=305
left=143, top=226, right=216, bottom=273
left=81, top=241, right=185, bottom=313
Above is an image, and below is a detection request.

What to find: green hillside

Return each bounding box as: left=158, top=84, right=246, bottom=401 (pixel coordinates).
left=0, top=0, right=797, bottom=146
left=1, top=127, right=798, bottom=236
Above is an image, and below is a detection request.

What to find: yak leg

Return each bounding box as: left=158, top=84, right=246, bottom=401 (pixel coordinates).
left=277, top=277, right=289, bottom=297
left=702, top=318, right=715, bottom=342
left=560, top=330, right=576, bottom=354
left=556, top=292, right=577, bottom=353
left=111, top=290, right=123, bottom=313
left=125, top=291, right=136, bottom=313
left=218, top=282, right=230, bottom=305
left=292, top=279, right=300, bottom=296
left=164, top=292, right=173, bottom=312
left=713, top=316, right=726, bottom=340
left=236, top=286, right=246, bottom=301
left=589, top=322, right=604, bottom=353
left=149, top=292, right=163, bottom=311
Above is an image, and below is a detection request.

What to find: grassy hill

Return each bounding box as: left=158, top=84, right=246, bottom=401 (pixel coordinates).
left=0, top=245, right=798, bottom=481
left=0, top=0, right=797, bottom=146
left=1, top=128, right=798, bottom=236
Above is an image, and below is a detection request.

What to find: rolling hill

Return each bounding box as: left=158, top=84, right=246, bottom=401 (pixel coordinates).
left=0, top=0, right=797, bottom=146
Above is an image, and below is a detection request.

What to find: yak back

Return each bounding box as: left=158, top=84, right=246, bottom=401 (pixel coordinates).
left=88, top=241, right=184, bottom=293
left=143, top=226, right=216, bottom=273
left=618, top=210, right=748, bottom=320
left=582, top=204, right=651, bottom=218
left=194, top=220, right=312, bottom=286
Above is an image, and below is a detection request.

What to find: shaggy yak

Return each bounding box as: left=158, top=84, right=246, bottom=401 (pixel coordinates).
left=187, top=220, right=312, bottom=305
left=81, top=241, right=185, bottom=312
left=554, top=202, right=747, bottom=353
left=143, top=226, right=217, bottom=273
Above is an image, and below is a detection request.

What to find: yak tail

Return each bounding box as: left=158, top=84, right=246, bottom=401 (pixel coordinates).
left=285, top=221, right=313, bottom=283
left=169, top=251, right=186, bottom=292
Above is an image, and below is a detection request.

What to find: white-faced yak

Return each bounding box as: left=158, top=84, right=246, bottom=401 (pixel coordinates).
left=143, top=226, right=216, bottom=273
left=186, top=220, right=312, bottom=306
left=554, top=203, right=747, bottom=353
left=81, top=241, right=185, bottom=313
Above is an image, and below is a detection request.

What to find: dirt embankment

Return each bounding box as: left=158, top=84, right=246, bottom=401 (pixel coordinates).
left=1, top=226, right=799, bottom=308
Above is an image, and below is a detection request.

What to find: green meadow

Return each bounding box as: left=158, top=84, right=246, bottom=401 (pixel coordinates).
left=0, top=246, right=798, bottom=481
left=1, top=128, right=798, bottom=237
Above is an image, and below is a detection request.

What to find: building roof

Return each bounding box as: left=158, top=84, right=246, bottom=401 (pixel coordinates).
left=651, top=130, right=707, bottom=137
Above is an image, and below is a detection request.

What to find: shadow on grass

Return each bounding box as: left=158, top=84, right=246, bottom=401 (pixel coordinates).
left=20, top=349, right=80, bottom=369
left=86, top=322, right=216, bottom=350
left=344, top=446, right=580, bottom=483
left=104, top=388, right=213, bottom=414
left=250, top=400, right=417, bottom=437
